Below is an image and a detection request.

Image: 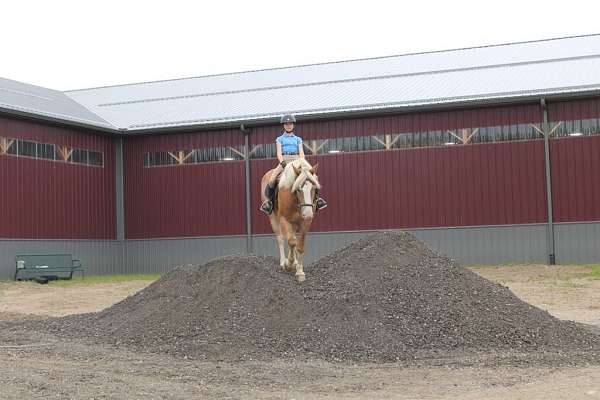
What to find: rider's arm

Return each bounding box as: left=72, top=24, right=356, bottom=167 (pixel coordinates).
left=299, top=141, right=305, bottom=158
left=276, top=142, right=283, bottom=163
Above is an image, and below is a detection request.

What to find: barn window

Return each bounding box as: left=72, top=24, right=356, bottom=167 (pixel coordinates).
left=143, top=145, right=246, bottom=167
left=37, top=143, right=55, bottom=160
left=0, top=135, right=103, bottom=167
left=71, top=149, right=88, bottom=164
left=88, top=151, right=104, bottom=166
left=17, top=140, right=37, bottom=157
left=141, top=116, right=600, bottom=167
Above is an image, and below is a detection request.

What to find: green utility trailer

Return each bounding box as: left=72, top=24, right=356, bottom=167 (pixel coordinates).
left=15, top=254, right=85, bottom=282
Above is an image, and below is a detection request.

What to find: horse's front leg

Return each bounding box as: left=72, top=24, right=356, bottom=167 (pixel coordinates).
left=276, top=234, right=287, bottom=271
left=294, top=249, right=305, bottom=282
left=269, top=216, right=287, bottom=270
left=294, top=229, right=308, bottom=282
left=280, top=219, right=298, bottom=272
left=277, top=218, right=297, bottom=272
left=286, top=235, right=298, bottom=272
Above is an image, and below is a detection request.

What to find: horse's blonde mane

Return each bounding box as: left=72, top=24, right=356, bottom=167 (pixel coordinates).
left=279, top=158, right=313, bottom=189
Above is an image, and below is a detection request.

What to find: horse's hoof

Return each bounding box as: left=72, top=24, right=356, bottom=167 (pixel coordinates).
left=295, top=273, right=305, bottom=283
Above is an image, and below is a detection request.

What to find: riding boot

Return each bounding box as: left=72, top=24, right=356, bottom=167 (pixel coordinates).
left=260, top=184, right=275, bottom=214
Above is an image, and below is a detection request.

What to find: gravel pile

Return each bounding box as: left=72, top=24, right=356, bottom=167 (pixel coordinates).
left=35, top=231, right=600, bottom=362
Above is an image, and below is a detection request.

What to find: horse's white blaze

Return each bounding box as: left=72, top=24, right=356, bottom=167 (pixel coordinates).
left=306, top=172, right=320, bottom=189
left=301, top=183, right=314, bottom=219
left=291, top=172, right=307, bottom=193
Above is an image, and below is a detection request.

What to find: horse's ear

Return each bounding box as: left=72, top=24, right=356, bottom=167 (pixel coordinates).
left=310, top=163, right=319, bottom=175
left=292, top=165, right=301, bottom=176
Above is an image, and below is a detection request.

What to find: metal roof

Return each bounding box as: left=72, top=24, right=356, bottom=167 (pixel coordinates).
left=5, top=34, right=600, bottom=132
left=0, top=77, right=115, bottom=130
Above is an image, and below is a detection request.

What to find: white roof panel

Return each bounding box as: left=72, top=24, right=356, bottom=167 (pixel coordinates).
left=5, top=34, right=600, bottom=131
left=0, top=78, right=115, bottom=129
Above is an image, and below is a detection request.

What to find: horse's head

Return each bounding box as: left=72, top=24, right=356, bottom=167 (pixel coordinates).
left=291, top=163, right=320, bottom=220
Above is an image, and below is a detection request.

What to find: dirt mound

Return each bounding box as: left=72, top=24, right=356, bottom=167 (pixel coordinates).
left=36, top=232, right=600, bottom=362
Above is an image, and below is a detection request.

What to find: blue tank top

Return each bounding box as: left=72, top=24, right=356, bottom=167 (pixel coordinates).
left=276, top=132, right=303, bottom=154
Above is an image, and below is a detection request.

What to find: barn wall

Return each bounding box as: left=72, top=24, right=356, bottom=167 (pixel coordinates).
left=251, top=102, right=542, bottom=144
left=554, top=222, right=600, bottom=264
left=547, top=97, right=600, bottom=121
left=5, top=221, right=600, bottom=279
left=6, top=97, right=600, bottom=279
left=546, top=98, right=600, bottom=224
left=252, top=224, right=549, bottom=266
left=550, top=135, right=600, bottom=222
left=0, top=115, right=116, bottom=239
left=112, top=224, right=551, bottom=274
left=251, top=140, right=548, bottom=234
left=129, top=103, right=546, bottom=239
left=0, top=224, right=547, bottom=279
left=0, top=239, right=121, bottom=279
left=122, top=236, right=247, bottom=274
left=123, top=129, right=247, bottom=239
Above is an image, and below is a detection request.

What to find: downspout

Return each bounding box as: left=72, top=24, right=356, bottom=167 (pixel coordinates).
left=241, top=124, right=253, bottom=254
left=541, top=98, right=556, bottom=265
left=114, top=137, right=127, bottom=272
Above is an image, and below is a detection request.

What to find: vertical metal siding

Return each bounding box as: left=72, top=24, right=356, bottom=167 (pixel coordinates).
left=251, top=103, right=541, bottom=144
left=248, top=224, right=549, bottom=266
left=0, top=239, right=122, bottom=279
left=125, top=103, right=545, bottom=238
left=546, top=97, right=600, bottom=223
left=0, top=116, right=115, bottom=239
left=123, top=237, right=247, bottom=274
left=123, top=130, right=247, bottom=238
left=251, top=141, right=547, bottom=234
left=554, top=222, right=600, bottom=264
left=547, top=97, right=600, bottom=121
left=7, top=222, right=595, bottom=280
left=551, top=135, right=600, bottom=222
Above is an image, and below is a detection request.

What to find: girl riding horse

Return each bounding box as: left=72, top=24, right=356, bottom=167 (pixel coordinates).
left=260, top=114, right=327, bottom=214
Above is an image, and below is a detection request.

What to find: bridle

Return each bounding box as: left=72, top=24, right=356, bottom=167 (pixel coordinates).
left=291, top=169, right=320, bottom=210
left=295, top=180, right=317, bottom=209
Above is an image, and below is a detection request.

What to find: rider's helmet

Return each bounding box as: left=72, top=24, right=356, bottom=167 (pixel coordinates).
left=280, top=114, right=296, bottom=124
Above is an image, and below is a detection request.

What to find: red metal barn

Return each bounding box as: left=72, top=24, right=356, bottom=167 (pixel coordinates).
left=2, top=35, right=600, bottom=277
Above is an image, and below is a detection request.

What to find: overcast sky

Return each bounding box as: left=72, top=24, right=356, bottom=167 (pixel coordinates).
left=2, top=0, right=598, bottom=91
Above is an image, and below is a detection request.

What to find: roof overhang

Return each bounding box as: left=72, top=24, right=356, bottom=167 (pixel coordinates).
left=120, top=88, right=600, bottom=136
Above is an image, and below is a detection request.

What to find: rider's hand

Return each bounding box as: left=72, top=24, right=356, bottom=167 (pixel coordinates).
left=280, top=160, right=287, bottom=169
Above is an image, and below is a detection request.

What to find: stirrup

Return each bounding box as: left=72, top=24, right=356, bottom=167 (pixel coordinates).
left=260, top=200, right=273, bottom=215
left=316, top=198, right=328, bottom=211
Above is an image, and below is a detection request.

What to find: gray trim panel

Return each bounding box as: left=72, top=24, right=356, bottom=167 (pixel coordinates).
left=1, top=222, right=596, bottom=279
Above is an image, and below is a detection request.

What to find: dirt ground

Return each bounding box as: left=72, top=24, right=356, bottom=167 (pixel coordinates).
left=1, top=265, right=599, bottom=399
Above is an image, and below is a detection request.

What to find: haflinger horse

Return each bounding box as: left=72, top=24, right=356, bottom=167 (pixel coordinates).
left=260, top=158, right=320, bottom=282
